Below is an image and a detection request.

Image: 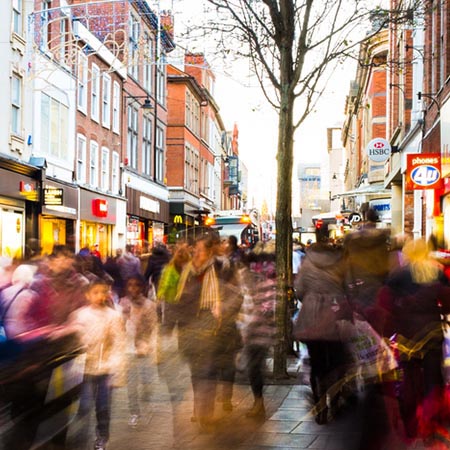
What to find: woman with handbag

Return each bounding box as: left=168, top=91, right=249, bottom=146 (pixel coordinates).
left=294, top=242, right=351, bottom=424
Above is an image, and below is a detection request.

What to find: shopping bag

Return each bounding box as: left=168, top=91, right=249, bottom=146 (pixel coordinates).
left=293, top=294, right=345, bottom=342
left=341, top=316, right=398, bottom=381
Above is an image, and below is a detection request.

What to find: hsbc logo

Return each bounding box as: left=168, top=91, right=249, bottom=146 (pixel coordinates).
left=366, top=138, right=391, bottom=162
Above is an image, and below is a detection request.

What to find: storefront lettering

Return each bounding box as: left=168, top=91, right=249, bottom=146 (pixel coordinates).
left=140, top=196, right=160, bottom=213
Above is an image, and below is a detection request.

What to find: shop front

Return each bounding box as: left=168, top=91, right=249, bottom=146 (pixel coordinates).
left=40, top=178, right=78, bottom=255
left=79, top=188, right=118, bottom=260
left=126, top=187, right=169, bottom=252
left=0, top=160, right=41, bottom=260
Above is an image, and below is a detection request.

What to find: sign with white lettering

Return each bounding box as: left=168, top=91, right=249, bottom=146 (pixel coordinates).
left=366, top=138, right=391, bottom=162
left=406, top=154, right=443, bottom=190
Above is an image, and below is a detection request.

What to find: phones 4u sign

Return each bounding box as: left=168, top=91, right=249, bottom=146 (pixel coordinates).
left=406, top=154, right=443, bottom=190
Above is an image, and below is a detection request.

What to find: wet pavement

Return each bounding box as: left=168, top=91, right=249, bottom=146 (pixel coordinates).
left=64, top=335, right=435, bottom=450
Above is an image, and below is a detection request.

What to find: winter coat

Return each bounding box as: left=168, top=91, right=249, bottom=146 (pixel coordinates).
left=294, top=244, right=350, bottom=341
left=157, top=263, right=181, bottom=304
left=374, top=267, right=450, bottom=358
left=9, top=270, right=89, bottom=335
left=241, top=267, right=276, bottom=348
left=117, top=252, right=141, bottom=282
left=144, top=246, right=171, bottom=288
left=343, top=227, right=390, bottom=317
left=70, top=304, right=126, bottom=380
left=119, top=294, right=157, bottom=356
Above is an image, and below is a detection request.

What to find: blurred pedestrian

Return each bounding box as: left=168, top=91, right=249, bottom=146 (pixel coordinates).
left=117, top=245, right=141, bottom=285
left=119, top=274, right=157, bottom=428
left=175, top=235, right=221, bottom=432
left=240, top=248, right=277, bottom=419
left=157, top=243, right=191, bottom=334
left=71, top=278, right=126, bottom=450
left=375, top=238, right=450, bottom=445
left=294, top=242, right=351, bottom=424
left=144, top=243, right=171, bottom=296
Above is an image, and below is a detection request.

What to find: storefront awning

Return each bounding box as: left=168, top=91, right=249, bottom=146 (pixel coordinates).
left=333, top=183, right=391, bottom=198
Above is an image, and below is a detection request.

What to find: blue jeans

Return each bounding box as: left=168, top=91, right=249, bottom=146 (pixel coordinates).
left=78, top=374, right=112, bottom=445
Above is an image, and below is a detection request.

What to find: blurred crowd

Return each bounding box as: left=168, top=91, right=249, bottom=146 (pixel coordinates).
left=0, top=235, right=276, bottom=450
left=2, top=210, right=450, bottom=449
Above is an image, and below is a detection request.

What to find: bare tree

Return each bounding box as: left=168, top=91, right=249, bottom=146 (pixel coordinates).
left=199, top=0, right=419, bottom=377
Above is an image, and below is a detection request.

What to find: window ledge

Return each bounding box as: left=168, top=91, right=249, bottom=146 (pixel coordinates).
left=11, top=33, right=26, bottom=55
left=9, top=134, right=24, bottom=154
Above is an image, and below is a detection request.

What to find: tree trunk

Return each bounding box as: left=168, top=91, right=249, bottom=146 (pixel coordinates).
left=273, top=87, right=294, bottom=379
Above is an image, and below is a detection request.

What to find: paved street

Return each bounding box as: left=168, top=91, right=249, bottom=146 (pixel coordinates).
left=65, top=336, right=434, bottom=450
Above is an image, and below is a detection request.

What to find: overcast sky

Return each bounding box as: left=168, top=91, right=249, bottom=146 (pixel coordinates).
left=157, top=0, right=353, bottom=211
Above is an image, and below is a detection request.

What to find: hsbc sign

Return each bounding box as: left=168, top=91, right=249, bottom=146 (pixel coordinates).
left=366, top=138, right=391, bottom=162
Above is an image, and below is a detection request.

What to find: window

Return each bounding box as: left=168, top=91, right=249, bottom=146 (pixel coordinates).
left=89, top=141, right=99, bottom=187
left=128, top=13, right=140, bottom=80
left=11, top=74, right=21, bottom=135
left=40, top=0, right=50, bottom=51
left=143, top=33, right=153, bottom=93
left=76, top=134, right=87, bottom=183
left=101, top=147, right=110, bottom=190
left=91, top=64, right=100, bottom=122
left=142, top=115, right=152, bottom=176
left=77, top=51, right=88, bottom=112
left=112, top=81, right=120, bottom=133
left=155, top=126, right=164, bottom=183
left=59, top=18, right=68, bottom=64
left=184, top=144, right=199, bottom=194
left=40, top=93, right=69, bottom=160
left=12, top=0, right=23, bottom=35
left=156, top=54, right=166, bottom=105
left=127, top=105, right=138, bottom=169
left=102, top=73, right=111, bottom=128
left=112, top=151, right=120, bottom=194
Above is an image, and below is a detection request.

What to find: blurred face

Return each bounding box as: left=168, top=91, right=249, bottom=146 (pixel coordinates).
left=86, top=283, right=110, bottom=306
left=126, top=278, right=143, bottom=298
left=47, top=254, right=74, bottom=275
left=192, top=240, right=213, bottom=268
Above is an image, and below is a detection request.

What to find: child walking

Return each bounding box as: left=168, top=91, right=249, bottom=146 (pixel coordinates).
left=119, top=274, right=157, bottom=427
left=71, top=277, right=126, bottom=450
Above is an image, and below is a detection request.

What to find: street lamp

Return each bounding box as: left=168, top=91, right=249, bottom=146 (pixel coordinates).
left=124, top=94, right=154, bottom=110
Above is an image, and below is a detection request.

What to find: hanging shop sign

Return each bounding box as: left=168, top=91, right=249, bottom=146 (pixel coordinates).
left=406, top=154, right=444, bottom=190
left=366, top=138, right=391, bottom=163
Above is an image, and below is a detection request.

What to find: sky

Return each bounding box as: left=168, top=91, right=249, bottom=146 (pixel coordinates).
left=157, top=0, right=353, bottom=212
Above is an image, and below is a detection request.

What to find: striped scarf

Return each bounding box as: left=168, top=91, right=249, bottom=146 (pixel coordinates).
left=175, top=260, right=221, bottom=319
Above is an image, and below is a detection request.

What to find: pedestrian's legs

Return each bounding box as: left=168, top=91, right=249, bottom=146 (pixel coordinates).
left=95, top=375, right=112, bottom=445
left=139, top=355, right=153, bottom=401
left=127, top=356, right=140, bottom=416
left=246, top=345, right=267, bottom=418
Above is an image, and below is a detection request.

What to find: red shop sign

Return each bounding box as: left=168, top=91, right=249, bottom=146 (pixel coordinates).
left=406, top=154, right=444, bottom=190
left=92, top=198, right=108, bottom=217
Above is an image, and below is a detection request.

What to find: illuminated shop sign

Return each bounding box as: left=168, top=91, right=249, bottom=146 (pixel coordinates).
left=406, top=154, right=443, bottom=190
left=19, top=181, right=38, bottom=201
left=92, top=198, right=108, bottom=217
left=44, top=188, right=63, bottom=206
